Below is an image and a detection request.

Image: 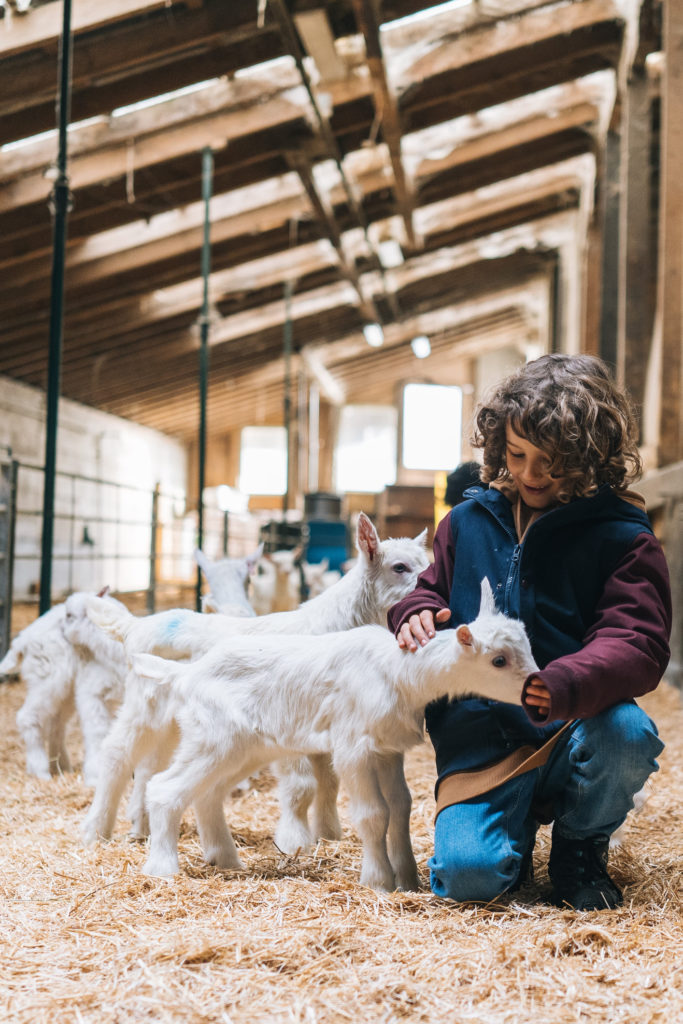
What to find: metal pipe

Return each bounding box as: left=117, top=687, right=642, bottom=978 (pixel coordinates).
left=147, top=483, right=160, bottom=615
left=196, top=146, right=213, bottom=611
left=283, top=278, right=294, bottom=515
left=39, top=0, right=73, bottom=614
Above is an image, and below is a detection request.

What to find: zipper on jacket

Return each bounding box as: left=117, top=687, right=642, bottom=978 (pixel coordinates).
left=503, top=544, right=521, bottom=615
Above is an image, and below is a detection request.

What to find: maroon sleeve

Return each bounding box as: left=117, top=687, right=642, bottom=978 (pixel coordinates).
left=522, top=532, right=672, bottom=723
left=387, top=513, right=455, bottom=633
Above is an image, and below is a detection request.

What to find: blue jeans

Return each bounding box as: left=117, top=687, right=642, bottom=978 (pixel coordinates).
left=429, top=703, right=664, bottom=902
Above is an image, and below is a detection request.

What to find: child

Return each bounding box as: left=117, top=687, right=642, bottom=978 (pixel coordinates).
left=388, top=354, right=671, bottom=911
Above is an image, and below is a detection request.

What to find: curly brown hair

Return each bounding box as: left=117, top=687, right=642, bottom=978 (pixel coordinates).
left=472, top=354, right=642, bottom=501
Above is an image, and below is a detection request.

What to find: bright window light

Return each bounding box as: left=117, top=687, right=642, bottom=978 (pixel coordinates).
left=382, top=0, right=471, bottom=31
left=334, top=405, right=397, bottom=493
left=402, top=383, right=462, bottom=471
left=238, top=426, right=287, bottom=495
left=112, top=79, right=220, bottom=118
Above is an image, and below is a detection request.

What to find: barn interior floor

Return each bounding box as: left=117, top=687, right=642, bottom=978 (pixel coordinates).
left=1, top=669, right=681, bottom=1023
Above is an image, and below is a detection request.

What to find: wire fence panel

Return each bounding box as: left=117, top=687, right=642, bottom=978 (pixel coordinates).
left=0, top=451, right=273, bottom=645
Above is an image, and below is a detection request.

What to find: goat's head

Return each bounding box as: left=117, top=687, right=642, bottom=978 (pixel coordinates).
left=62, top=590, right=127, bottom=651
left=452, top=578, right=538, bottom=705
left=195, top=545, right=263, bottom=603
left=355, top=512, right=430, bottom=614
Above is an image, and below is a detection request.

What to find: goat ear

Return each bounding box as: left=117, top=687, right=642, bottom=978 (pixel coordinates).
left=456, top=625, right=474, bottom=647
left=414, top=527, right=428, bottom=546
left=96, top=585, right=110, bottom=598
left=245, top=543, right=264, bottom=573
left=356, top=511, right=380, bottom=562
left=479, top=577, right=497, bottom=616
left=194, top=548, right=210, bottom=574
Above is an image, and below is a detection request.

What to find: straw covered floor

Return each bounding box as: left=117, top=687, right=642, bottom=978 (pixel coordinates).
left=1, top=673, right=682, bottom=1024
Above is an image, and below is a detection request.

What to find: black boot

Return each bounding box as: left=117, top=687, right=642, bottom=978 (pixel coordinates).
left=548, top=828, right=622, bottom=910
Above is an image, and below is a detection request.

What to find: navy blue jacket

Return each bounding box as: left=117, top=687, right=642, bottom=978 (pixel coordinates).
left=387, top=485, right=671, bottom=781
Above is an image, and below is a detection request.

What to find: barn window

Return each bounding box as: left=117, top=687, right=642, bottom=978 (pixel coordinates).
left=238, top=426, right=287, bottom=495
left=334, top=405, right=398, bottom=493
left=401, top=383, right=462, bottom=470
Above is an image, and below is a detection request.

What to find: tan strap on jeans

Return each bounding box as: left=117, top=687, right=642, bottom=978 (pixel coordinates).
left=434, top=720, right=576, bottom=821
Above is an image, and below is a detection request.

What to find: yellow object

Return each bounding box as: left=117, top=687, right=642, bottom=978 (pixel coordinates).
left=434, top=470, right=449, bottom=531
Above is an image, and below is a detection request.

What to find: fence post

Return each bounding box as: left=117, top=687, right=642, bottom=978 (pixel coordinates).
left=222, top=511, right=229, bottom=556
left=147, top=483, right=160, bottom=614
left=0, top=457, right=18, bottom=656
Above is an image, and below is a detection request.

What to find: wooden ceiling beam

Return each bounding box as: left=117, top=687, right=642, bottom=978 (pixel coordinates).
left=287, top=150, right=381, bottom=324
left=397, top=0, right=623, bottom=100
left=350, top=0, right=416, bottom=248
left=0, top=0, right=172, bottom=58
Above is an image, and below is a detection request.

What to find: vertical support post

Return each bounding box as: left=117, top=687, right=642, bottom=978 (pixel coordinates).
left=598, top=129, right=621, bottom=371
left=549, top=252, right=562, bottom=355
left=308, top=382, right=320, bottom=494
left=617, top=67, right=657, bottom=420
left=68, top=473, right=76, bottom=594
left=196, top=146, right=213, bottom=612
left=657, top=0, right=683, bottom=465
left=222, top=511, right=229, bottom=557
left=0, top=457, right=18, bottom=657
left=283, top=279, right=293, bottom=516
left=39, top=0, right=73, bottom=615
left=147, top=483, right=160, bottom=615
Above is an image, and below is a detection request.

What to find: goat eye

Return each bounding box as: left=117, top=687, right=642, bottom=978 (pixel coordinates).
left=393, top=563, right=408, bottom=574
left=492, top=655, right=507, bottom=668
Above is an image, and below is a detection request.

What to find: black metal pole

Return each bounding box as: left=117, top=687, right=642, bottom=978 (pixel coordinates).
left=196, top=146, right=213, bottom=612
left=282, top=278, right=293, bottom=516
left=40, top=0, right=73, bottom=615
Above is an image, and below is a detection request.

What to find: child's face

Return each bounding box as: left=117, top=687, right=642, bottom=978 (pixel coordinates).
left=505, top=425, right=564, bottom=508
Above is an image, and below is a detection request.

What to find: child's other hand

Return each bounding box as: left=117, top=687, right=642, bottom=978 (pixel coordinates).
left=397, top=608, right=451, bottom=651
left=525, top=677, right=552, bottom=718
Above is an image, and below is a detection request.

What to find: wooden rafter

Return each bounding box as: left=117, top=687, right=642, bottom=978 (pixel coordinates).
left=350, top=0, right=417, bottom=248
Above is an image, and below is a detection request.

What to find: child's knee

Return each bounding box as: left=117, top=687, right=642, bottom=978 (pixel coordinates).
left=428, top=842, right=523, bottom=903
left=575, top=703, right=663, bottom=767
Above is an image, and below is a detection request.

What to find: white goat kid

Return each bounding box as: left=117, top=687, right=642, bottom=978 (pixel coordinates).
left=4, top=590, right=128, bottom=784
left=3, top=604, right=77, bottom=779
left=81, top=513, right=429, bottom=848
left=61, top=591, right=130, bottom=785
left=133, top=579, right=537, bottom=890
left=194, top=545, right=262, bottom=617
left=264, top=548, right=303, bottom=613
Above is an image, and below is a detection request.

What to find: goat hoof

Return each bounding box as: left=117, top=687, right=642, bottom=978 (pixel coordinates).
left=274, top=826, right=313, bottom=856
left=360, top=869, right=396, bottom=893
left=82, top=819, right=110, bottom=845
left=142, top=857, right=179, bottom=878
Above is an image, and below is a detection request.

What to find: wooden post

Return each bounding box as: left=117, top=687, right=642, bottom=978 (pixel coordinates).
left=598, top=129, right=621, bottom=372
left=617, top=67, right=657, bottom=428
left=657, top=0, right=683, bottom=466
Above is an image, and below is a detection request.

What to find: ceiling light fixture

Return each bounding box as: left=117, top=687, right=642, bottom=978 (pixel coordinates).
left=377, top=239, right=404, bottom=268
left=363, top=323, right=384, bottom=348
left=410, top=335, right=431, bottom=358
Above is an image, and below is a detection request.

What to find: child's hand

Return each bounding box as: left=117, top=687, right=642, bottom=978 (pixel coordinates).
left=397, top=608, right=452, bottom=651
left=524, top=677, right=552, bottom=718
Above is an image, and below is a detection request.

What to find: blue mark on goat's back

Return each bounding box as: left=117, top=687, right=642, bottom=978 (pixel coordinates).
left=163, top=612, right=190, bottom=639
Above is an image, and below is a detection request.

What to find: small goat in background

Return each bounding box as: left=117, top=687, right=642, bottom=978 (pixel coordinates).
left=194, top=545, right=262, bottom=616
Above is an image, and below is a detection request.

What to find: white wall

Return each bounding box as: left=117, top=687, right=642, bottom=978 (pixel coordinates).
left=0, top=376, right=188, bottom=598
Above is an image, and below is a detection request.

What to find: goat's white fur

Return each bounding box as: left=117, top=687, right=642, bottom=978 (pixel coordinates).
left=194, top=546, right=262, bottom=617
left=132, top=579, right=537, bottom=890
left=3, top=590, right=128, bottom=785
left=82, top=513, right=430, bottom=848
